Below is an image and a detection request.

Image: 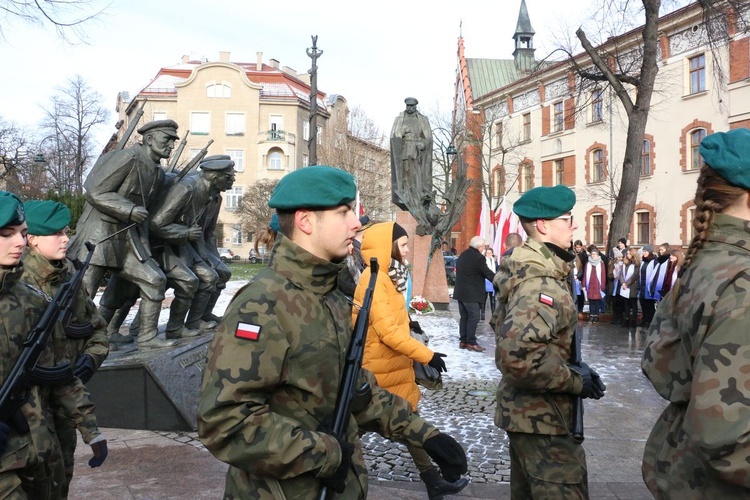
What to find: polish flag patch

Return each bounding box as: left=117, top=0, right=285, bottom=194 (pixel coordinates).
left=539, top=293, right=555, bottom=307
left=235, top=322, right=261, bottom=341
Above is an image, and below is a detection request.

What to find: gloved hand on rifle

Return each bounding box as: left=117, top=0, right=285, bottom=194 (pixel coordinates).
left=74, top=355, right=96, bottom=384
left=422, top=433, right=468, bottom=482
left=569, top=362, right=606, bottom=399
left=318, top=434, right=354, bottom=493
left=88, top=435, right=108, bottom=468
left=428, top=352, right=448, bottom=373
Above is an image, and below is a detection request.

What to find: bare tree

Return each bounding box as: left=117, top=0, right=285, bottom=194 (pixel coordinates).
left=238, top=179, right=279, bottom=239
left=318, top=105, right=392, bottom=221
left=38, top=74, right=109, bottom=195
left=0, top=0, right=106, bottom=42
left=0, top=117, right=47, bottom=198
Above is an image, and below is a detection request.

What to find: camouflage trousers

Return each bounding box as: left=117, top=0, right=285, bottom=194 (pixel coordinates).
left=508, top=432, right=588, bottom=500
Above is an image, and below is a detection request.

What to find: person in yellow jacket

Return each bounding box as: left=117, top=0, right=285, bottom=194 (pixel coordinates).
left=354, top=221, right=468, bottom=499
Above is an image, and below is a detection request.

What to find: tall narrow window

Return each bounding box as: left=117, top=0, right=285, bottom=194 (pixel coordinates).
left=555, top=159, right=564, bottom=185
left=522, top=113, right=531, bottom=141
left=303, top=121, right=310, bottom=141
left=317, top=125, right=323, bottom=145
left=231, top=224, right=242, bottom=245
left=493, top=168, right=505, bottom=197
left=592, top=214, right=604, bottom=245
left=641, top=139, right=652, bottom=176
left=553, top=102, right=564, bottom=132
left=592, top=149, right=605, bottom=182
left=636, top=212, right=650, bottom=245
left=520, top=164, right=532, bottom=193
left=494, top=121, right=503, bottom=149
left=591, top=89, right=603, bottom=122
left=688, top=207, right=696, bottom=242
left=690, top=129, right=706, bottom=170
left=226, top=149, right=244, bottom=172
left=302, top=154, right=309, bottom=167
left=689, top=54, right=706, bottom=94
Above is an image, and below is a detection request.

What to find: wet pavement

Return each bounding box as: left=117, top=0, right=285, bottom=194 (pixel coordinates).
left=69, top=298, right=666, bottom=499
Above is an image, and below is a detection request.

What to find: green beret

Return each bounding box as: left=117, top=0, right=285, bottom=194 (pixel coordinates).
left=269, top=213, right=280, bottom=233
left=23, top=200, right=71, bottom=235
left=513, top=185, right=576, bottom=220
left=200, top=159, right=235, bottom=172
left=268, top=166, right=356, bottom=210
left=0, top=191, right=25, bottom=228
left=699, top=129, right=750, bottom=189
left=137, top=119, right=180, bottom=139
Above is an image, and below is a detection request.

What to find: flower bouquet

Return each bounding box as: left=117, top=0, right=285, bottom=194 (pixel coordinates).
left=409, top=295, right=435, bottom=315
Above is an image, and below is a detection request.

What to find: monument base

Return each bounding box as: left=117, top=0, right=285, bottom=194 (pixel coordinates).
left=396, top=212, right=450, bottom=307
left=86, top=333, right=214, bottom=432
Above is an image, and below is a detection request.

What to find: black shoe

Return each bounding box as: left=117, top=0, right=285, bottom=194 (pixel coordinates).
left=420, top=469, right=469, bottom=500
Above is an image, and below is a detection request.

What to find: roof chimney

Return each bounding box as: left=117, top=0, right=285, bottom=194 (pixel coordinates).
left=219, top=51, right=230, bottom=62
left=269, top=58, right=280, bottom=69
left=256, top=52, right=263, bottom=70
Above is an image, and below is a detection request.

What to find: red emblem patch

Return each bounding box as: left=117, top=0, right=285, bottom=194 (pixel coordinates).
left=235, top=322, right=261, bottom=341
left=539, top=293, right=555, bottom=307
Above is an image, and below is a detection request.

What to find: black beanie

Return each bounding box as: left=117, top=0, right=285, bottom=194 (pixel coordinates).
left=392, top=223, right=408, bottom=241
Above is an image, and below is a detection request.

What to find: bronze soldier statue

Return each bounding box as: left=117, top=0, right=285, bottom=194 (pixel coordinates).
left=69, top=120, right=179, bottom=350
left=390, top=97, right=434, bottom=211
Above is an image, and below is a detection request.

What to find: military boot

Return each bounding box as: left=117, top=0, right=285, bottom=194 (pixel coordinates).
left=419, top=468, right=469, bottom=500
left=201, top=289, right=222, bottom=323
left=165, top=296, right=200, bottom=339
left=136, top=298, right=176, bottom=350
left=107, top=306, right=135, bottom=344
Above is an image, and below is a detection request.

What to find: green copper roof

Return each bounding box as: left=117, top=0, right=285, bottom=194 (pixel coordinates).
left=466, top=58, right=521, bottom=99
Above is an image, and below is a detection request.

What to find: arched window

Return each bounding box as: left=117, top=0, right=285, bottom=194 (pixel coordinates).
left=592, top=149, right=605, bottom=182
left=207, top=82, right=231, bottom=98
left=269, top=151, right=283, bottom=170
left=690, top=129, right=706, bottom=170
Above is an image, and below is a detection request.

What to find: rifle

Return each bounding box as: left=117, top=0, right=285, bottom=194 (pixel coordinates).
left=569, top=263, right=584, bottom=441
left=168, top=130, right=190, bottom=172
left=318, top=257, right=379, bottom=500
left=173, top=139, right=214, bottom=184
left=116, top=99, right=147, bottom=151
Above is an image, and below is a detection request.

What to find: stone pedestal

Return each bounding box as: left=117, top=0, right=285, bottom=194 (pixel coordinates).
left=396, top=212, right=450, bottom=309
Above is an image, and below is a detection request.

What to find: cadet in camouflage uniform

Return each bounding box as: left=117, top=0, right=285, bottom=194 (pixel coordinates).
left=21, top=200, right=109, bottom=497
left=642, top=129, right=750, bottom=498
left=492, top=185, right=605, bottom=499
left=198, top=166, right=467, bottom=500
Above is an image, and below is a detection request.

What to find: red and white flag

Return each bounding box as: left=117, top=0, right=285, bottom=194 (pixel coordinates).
left=235, top=322, right=261, bottom=341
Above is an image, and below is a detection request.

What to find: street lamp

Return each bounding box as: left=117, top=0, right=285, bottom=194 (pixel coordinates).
left=445, top=144, right=457, bottom=160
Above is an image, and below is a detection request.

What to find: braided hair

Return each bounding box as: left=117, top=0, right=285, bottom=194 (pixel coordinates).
left=670, top=164, right=747, bottom=305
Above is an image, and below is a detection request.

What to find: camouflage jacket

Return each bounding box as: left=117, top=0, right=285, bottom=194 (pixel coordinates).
left=642, top=214, right=750, bottom=497
left=21, top=250, right=108, bottom=444
left=198, top=234, right=438, bottom=500
left=492, top=237, right=583, bottom=435
left=0, top=264, right=63, bottom=476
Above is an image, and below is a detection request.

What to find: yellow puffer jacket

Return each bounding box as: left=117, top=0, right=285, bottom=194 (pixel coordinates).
left=354, top=222, right=434, bottom=411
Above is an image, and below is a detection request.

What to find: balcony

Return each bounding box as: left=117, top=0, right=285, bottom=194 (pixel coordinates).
left=258, top=130, right=295, bottom=145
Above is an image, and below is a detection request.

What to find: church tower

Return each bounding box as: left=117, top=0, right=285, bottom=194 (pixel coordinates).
left=512, top=0, right=536, bottom=72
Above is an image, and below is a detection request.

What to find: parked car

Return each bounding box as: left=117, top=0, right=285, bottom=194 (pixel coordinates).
left=444, top=255, right=457, bottom=286
left=218, top=247, right=239, bottom=262
left=248, top=250, right=269, bottom=264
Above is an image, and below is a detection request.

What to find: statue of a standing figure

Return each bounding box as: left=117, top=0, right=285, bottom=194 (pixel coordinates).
left=68, top=120, right=178, bottom=350
left=390, top=97, right=434, bottom=211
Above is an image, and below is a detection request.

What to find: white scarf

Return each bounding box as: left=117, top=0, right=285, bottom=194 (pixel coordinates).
left=622, top=263, right=635, bottom=283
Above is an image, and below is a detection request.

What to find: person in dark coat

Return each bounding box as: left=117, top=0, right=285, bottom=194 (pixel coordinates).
left=452, top=236, right=497, bottom=351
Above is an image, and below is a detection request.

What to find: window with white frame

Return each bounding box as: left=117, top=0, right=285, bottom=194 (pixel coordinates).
left=226, top=149, right=244, bottom=172
left=317, top=125, right=323, bottom=145
left=591, top=89, right=603, bottom=122
left=153, top=111, right=167, bottom=122
left=493, top=168, right=504, bottom=197
left=191, top=112, right=210, bottom=135
left=636, top=211, right=650, bottom=245
left=207, top=82, right=231, bottom=98
left=690, top=129, right=706, bottom=170
left=231, top=224, right=242, bottom=244
left=520, top=164, right=532, bottom=193
left=269, top=151, right=283, bottom=170
left=522, top=113, right=531, bottom=141
left=592, top=214, right=604, bottom=245
left=270, top=115, right=283, bottom=132
left=226, top=113, right=245, bottom=135
left=225, top=186, right=243, bottom=210
left=494, top=121, right=503, bottom=149
left=302, top=154, right=309, bottom=167
left=592, top=149, right=605, bottom=182
left=553, top=102, right=564, bottom=132
left=303, top=121, right=310, bottom=141
left=689, top=54, right=706, bottom=94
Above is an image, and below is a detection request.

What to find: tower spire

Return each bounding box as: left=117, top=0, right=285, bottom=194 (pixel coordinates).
left=513, top=0, right=536, bottom=72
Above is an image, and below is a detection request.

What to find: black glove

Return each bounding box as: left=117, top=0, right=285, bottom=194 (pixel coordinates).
left=427, top=352, right=447, bottom=373
left=409, top=320, right=424, bottom=334
left=319, top=435, right=354, bottom=493
left=423, top=433, right=467, bottom=482
left=570, top=363, right=605, bottom=399
left=89, top=439, right=108, bottom=467
left=0, top=422, right=9, bottom=455
left=74, top=355, right=96, bottom=384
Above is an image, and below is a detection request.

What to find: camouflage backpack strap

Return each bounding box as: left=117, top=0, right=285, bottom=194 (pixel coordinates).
left=264, top=478, right=288, bottom=500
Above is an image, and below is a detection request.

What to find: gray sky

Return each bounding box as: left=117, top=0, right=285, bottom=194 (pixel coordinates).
left=1, top=0, right=600, bottom=150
